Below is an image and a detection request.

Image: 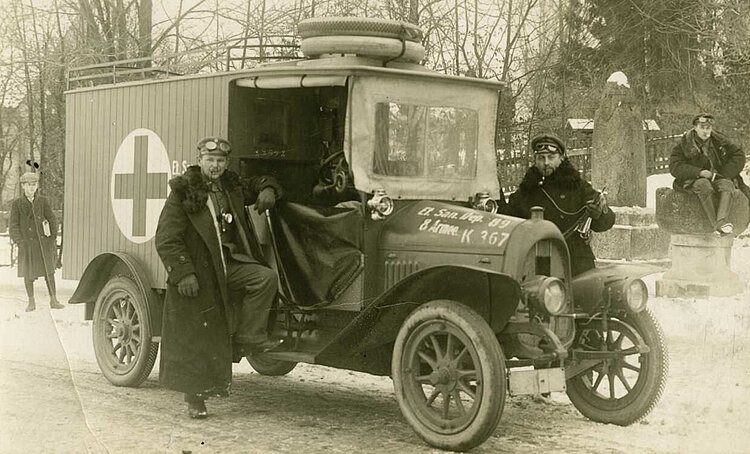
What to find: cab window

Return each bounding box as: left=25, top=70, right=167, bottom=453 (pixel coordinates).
left=373, top=102, right=478, bottom=179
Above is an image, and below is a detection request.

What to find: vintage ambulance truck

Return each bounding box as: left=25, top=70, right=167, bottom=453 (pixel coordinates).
left=63, top=18, right=667, bottom=451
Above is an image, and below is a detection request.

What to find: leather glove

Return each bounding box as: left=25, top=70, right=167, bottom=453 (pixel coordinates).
left=255, top=187, right=277, bottom=214
left=585, top=193, right=608, bottom=220
left=177, top=274, right=199, bottom=298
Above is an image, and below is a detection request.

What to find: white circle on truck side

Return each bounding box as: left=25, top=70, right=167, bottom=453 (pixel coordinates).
left=110, top=128, right=171, bottom=244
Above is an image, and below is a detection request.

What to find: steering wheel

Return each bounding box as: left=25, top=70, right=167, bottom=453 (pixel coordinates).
left=319, top=150, right=350, bottom=194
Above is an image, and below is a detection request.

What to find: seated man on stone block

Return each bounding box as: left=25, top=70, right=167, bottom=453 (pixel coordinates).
left=669, top=114, right=746, bottom=235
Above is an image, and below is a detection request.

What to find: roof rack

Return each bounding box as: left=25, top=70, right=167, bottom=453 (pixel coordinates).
left=67, top=35, right=301, bottom=89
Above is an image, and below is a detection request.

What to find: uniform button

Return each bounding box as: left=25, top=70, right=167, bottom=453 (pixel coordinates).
left=203, top=322, right=208, bottom=327
left=560, top=194, right=566, bottom=199
left=167, top=266, right=172, bottom=272
left=179, top=255, right=186, bottom=263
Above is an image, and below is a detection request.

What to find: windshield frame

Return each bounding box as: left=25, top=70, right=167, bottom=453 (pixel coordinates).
left=347, top=74, right=501, bottom=200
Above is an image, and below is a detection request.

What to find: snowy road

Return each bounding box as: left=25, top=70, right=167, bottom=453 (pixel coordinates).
left=1, top=239, right=750, bottom=453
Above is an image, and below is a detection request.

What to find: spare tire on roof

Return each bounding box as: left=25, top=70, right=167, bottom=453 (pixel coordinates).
left=298, top=17, right=423, bottom=43
left=301, top=35, right=425, bottom=63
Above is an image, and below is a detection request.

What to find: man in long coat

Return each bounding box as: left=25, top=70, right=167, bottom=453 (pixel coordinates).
left=501, top=133, right=615, bottom=276
left=9, top=172, right=64, bottom=311
left=669, top=113, right=746, bottom=234
left=155, top=137, right=283, bottom=418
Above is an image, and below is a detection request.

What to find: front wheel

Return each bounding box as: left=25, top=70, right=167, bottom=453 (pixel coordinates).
left=566, top=308, right=668, bottom=425
left=392, top=300, right=506, bottom=452
left=92, top=276, right=159, bottom=387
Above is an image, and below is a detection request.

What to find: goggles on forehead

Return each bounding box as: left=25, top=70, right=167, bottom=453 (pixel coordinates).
left=534, top=142, right=560, bottom=153
left=201, top=140, right=231, bottom=153
left=695, top=117, right=714, bottom=126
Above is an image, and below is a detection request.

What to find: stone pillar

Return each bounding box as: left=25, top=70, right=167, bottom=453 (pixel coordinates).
left=655, top=187, right=749, bottom=297
left=588, top=72, right=668, bottom=264
left=591, top=71, right=647, bottom=207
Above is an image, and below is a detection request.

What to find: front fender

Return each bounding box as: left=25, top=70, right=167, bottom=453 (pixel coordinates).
left=69, top=252, right=163, bottom=336
left=319, top=265, right=521, bottom=359
left=572, top=263, right=664, bottom=313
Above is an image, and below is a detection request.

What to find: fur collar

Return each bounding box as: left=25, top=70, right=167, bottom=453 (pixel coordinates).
left=678, top=129, right=730, bottom=159
left=169, top=165, right=242, bottom=214
left=678, top=130, right=705, bottom=159
left=519, top=158, right=583, bottom=192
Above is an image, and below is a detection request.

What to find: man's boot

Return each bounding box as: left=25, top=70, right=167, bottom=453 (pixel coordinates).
left=185, top=394, right=208, bottom=419
left=25, top=296, right=36, bottom=312
left=715, top=191, right=734, bottom=235
left=697, top=191, right=718, bottom=229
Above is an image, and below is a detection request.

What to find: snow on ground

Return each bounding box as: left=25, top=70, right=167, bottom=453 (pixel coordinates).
left=647, top=173, right=674, bottom=209
left=1, top=204, right=750, bottom=452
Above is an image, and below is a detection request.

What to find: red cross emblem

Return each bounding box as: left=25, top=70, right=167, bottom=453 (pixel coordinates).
left=110, top=129, right=171, bottom=243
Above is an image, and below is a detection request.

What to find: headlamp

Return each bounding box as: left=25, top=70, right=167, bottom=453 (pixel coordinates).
left=606, top=278, right=648, bottom=313
left=521, top=276, right=568, bottom=316
left=473, top=192, right=498, bottom=213
left=367, top=189, right=394, bottom=221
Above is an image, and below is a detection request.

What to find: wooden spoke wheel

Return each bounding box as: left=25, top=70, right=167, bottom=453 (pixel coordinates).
left=392, top=300, right=505, bottom=452
left=92, top=276, right=158, bottom=387
left=566, top=308, right=668, bottom=425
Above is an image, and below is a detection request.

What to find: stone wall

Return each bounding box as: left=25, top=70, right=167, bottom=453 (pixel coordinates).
left=591, top=206, right=670, bottom=263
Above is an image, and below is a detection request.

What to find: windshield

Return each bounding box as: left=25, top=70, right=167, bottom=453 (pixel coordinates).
left=373, top=102, right=478, bottom=179
left=348, top=75, right=501, bottom=200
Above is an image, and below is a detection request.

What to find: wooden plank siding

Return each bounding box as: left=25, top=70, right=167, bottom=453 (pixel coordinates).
left=62, top=74, right=236, bottom=289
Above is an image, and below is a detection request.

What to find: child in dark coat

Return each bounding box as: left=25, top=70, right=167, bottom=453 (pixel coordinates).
left=9, top=172, right=64, bottom=311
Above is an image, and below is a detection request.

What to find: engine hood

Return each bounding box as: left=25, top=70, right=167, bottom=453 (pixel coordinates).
left=379, top=200, right=526, bottom=255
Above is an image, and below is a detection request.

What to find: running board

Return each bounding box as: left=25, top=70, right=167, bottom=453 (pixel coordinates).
left=254, top=351, right=317, bottom=364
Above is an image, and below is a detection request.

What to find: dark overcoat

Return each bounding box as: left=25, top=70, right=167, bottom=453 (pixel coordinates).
left=154, top=166, right=280, bottom=397
left=9, top=195, right=58, bottom=279
left=502, top=159, right=615, bottom=276
left=669, top=130, right=746, bottom=190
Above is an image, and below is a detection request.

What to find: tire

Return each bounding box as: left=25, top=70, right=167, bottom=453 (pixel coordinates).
left=566, top=308, right=668, bottom=425
left=246, top=355, right=297, bottom=376
left=298, top=17, right=423, bottom=43
left=92, top=276, right=159, bottom=387
left=300, top=36, right=425, bottom=63
left=392, top=300, right=506, bottom=452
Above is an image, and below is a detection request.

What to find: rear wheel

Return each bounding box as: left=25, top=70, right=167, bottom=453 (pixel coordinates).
left=566, top=308, right=668, bottom=425
left=92, top=276, right=158, bottom=387
left=246, top=355, right=297, bottom=376
left=392, top=300, right=506, bottom=452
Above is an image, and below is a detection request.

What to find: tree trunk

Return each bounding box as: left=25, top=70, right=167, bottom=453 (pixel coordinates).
left=138, top=0, right=152, bottom=66
left=115, top=0, right=127, bottom=60
left=11, top=0, right=35, bottom=164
